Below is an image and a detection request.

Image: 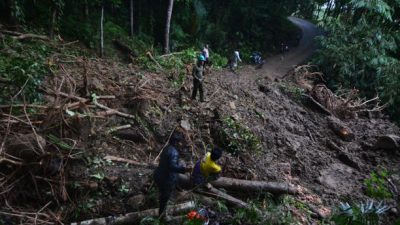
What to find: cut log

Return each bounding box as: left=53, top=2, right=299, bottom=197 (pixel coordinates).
left=211, top=177, right=298, bottom=195
left=113, top=39, right=138, bottom=58
left=1, top=30, right=50, bottom=41
left=327, top=116, right=354, bottom=141
left=178, top=174, right=298, bottom=195
left=200, top=184, right=251, bottom=209
left=374, top=135, right=400, bottom=151
left=71, top=201, right=195, bottom=225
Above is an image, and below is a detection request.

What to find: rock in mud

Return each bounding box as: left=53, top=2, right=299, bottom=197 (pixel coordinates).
left=318, top=163, right=357, bottom=194
left=328, top=116, right=355, bottom=141
left=127, top=194, right=146, bottom=210
left=229, top=101, right=236, bottom=110
left=180, top=120, right=191, bottom=131
left=373, top=135, right=400, bottom=151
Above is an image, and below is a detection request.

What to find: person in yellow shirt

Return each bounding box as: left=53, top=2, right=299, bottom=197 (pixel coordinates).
left=191, top=147, right=223, bottom=186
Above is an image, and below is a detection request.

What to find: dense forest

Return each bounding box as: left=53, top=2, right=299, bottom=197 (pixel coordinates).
left=1, top=0, right=400, bottom=224
left=1, top=0, right=400, bottom=120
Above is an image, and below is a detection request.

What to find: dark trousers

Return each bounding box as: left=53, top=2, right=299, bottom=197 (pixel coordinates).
left=155, top=179, right=174, bottom=217
left=192, top=79, right=204, bottom=102
left=191, top=161, right=205, bottom=186
left=159, top=186, right=172, bottom=217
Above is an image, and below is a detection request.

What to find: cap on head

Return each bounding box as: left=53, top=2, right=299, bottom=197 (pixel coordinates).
left=211, top=147, right=223, bottom=161
left=170, top=131, right=184, bottom=145
left=198, top=54, right=206, bottom=62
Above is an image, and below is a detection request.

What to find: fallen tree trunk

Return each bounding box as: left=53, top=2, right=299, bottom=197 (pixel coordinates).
left=71, top=201, right=195, bottom=225
left=199, top=184, right=251, bottom=209
left=1, top=30, right=50, bottom=41
left=211, top=177, right=298, bottom=195
left=178, top=174, right=298, bottom=195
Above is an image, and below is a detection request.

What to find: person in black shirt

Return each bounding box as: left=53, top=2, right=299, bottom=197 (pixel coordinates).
left=153, top=131, right=188, bottom=218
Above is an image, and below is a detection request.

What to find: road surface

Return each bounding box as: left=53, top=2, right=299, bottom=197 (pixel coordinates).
left=252, top=17, right=322, bottom=79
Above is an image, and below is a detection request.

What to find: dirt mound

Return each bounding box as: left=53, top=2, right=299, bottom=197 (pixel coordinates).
left=1, top=53, right=400, bottom=224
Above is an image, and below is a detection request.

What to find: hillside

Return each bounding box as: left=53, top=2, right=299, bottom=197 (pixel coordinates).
left=0, top=20, right=400, bottom=225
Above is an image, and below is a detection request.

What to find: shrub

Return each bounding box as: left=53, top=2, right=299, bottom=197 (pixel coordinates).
left=364, top=170, right=392, bottom=199
left=216, top=117, right=262, bottom=155
left=331, top=201, right=390, bottom=225
left=0, top=37, right=52, bottom=104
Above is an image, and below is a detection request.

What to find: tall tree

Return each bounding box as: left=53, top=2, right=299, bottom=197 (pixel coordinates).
left=5, top=0, right=20, bottom=29
left=100, top=4, right=104, bottom=57
left=130, top=0, right=133, bottom=36
left=163, top=0, right=174, bottom=54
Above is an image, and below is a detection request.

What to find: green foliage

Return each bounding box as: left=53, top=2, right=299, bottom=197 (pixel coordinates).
left=218, top=117, right=262, bottom=155
left=312, top=0, right=400, bottom=123
left=280, top=84, right=305, bottom=102
left=377, top=62, right=400, bottom=122
left=350, top=0, right=393, bottom=21
left=364, top=170, right=392, bottom=199
left=0, top=37, right=52, bottom=104
left=216, top=200, right=229, bottom=213
left=140, top=217, right=163, bottom=225
left=229, top=204, right=263, bottom=225
left=266, top=196, right=299, bottom=225
left=73, top=198, right=97, bottom=220
left=330, top=201, right=390, bottom=225
left=211, top=53, right=228, bottom=69
left=225, top=196, right=299, bottom=225
left=137, top=48, right=197, bottom=87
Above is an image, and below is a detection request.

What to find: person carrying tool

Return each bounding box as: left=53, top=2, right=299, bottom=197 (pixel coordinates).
left=153, top=131, right=190, bottom=218
left=191, top=147, right=223, bottom=186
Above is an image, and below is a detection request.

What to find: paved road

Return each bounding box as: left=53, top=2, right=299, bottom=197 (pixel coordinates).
left=257, top=17, right=322, bottom=78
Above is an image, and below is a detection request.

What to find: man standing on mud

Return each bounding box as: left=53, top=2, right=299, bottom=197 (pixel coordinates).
left=191, top=55, right=206, bottom=102
left=153, top=130, right=189, bottom=219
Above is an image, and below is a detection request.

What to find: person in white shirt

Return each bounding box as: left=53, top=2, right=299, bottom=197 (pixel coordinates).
left=202, top=44, right=210, bottom=68
left=229, top=50, right=242, bottom=72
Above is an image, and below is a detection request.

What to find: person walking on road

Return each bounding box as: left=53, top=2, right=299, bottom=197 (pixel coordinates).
left=229, top=50, right=242, bottom=73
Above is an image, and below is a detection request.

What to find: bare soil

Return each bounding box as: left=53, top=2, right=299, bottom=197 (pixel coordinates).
left=1, top=18, right=399, bottom=224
